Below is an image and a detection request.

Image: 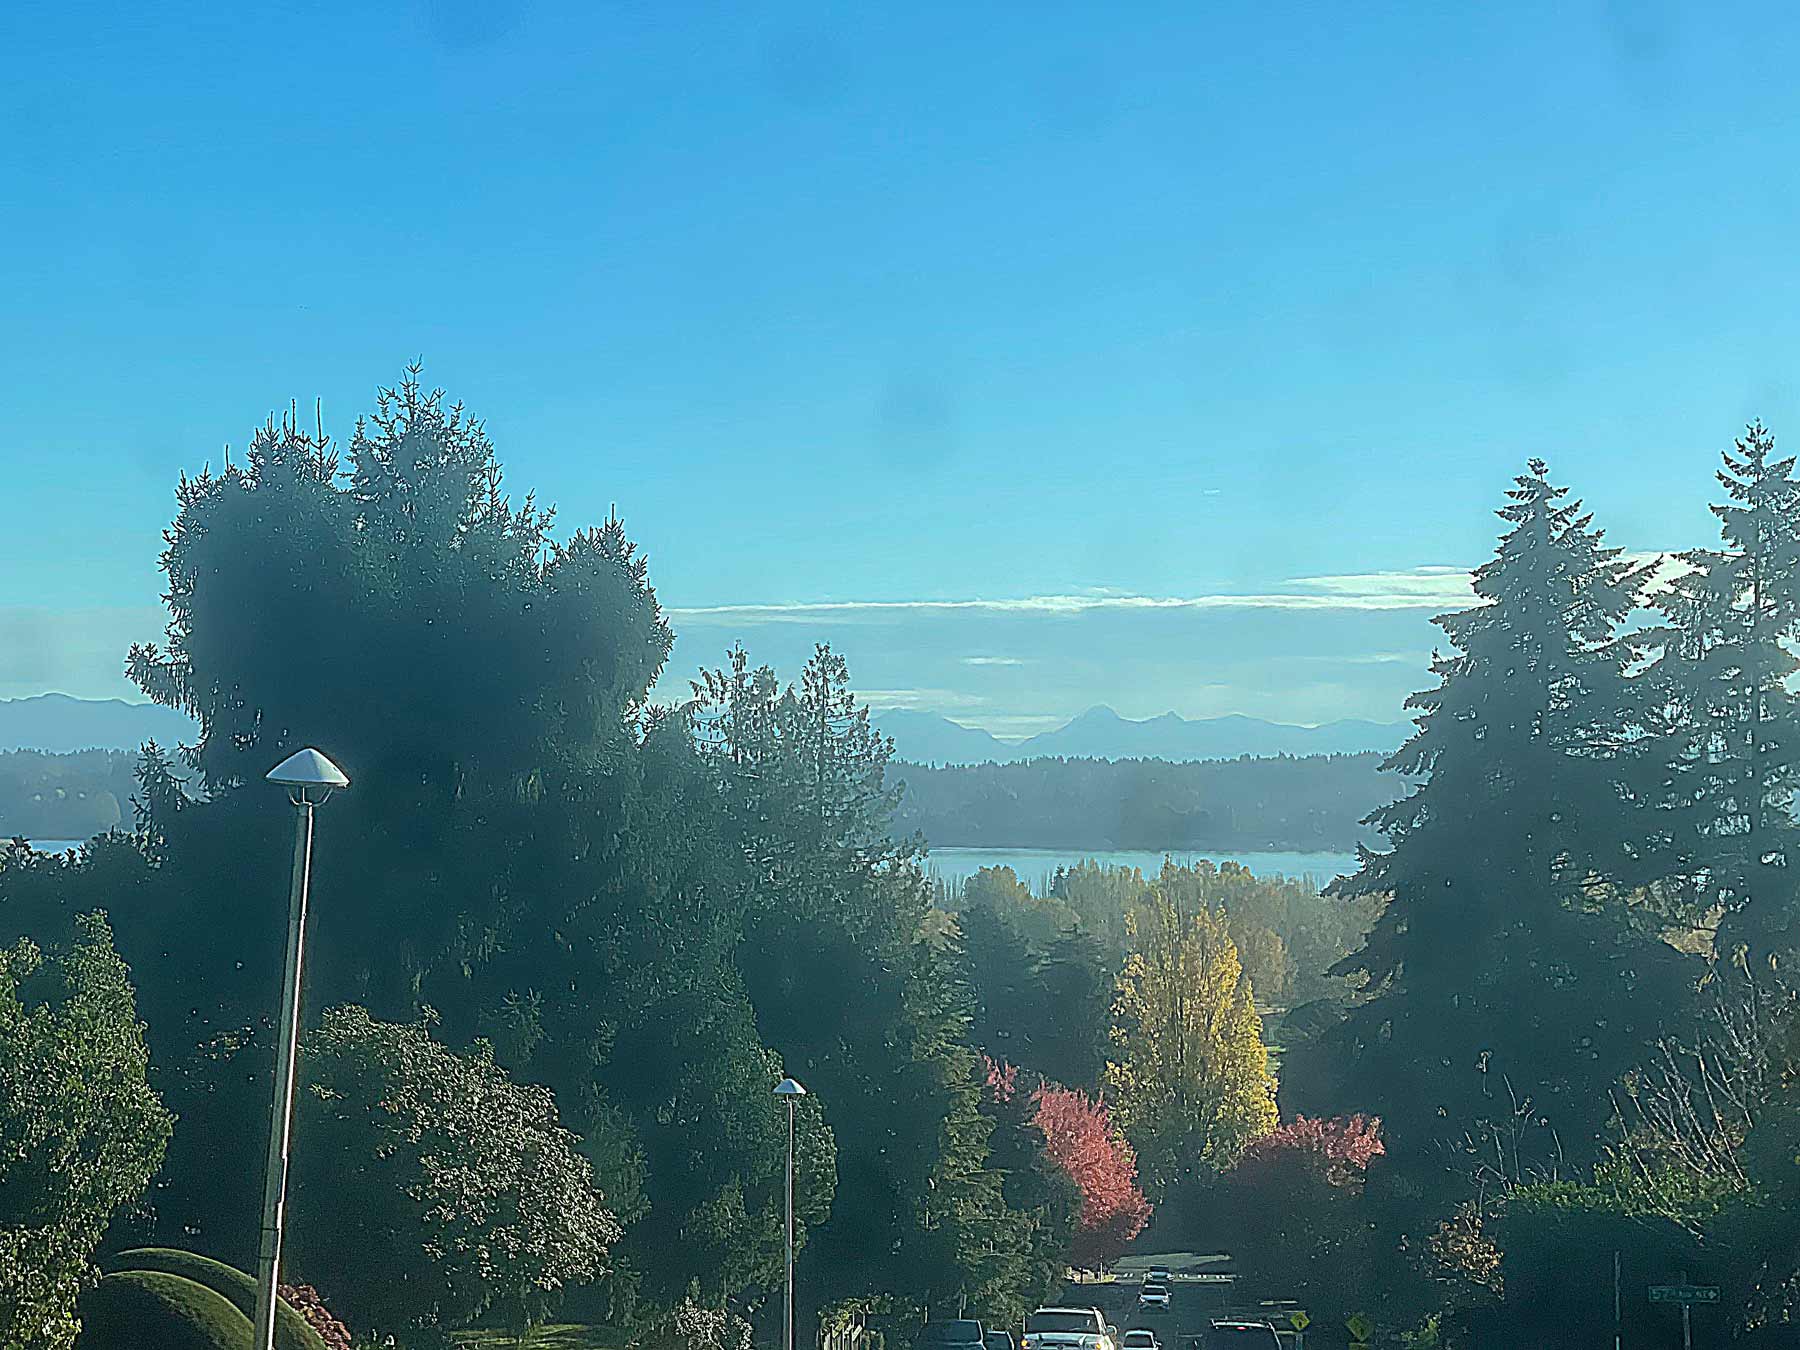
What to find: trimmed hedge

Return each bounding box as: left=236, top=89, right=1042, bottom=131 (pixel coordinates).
left=105, top=1249, right=327, bottom=1350
left=77, top=1270, right=251, bottom=1350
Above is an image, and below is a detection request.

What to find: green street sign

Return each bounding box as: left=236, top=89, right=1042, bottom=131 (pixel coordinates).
left=1345, top=1312, right=1374, bottom=1341
left=1288, top=1311, right=1310, bottom=1332
left=1649, top=1285, right=1720, bottom=1305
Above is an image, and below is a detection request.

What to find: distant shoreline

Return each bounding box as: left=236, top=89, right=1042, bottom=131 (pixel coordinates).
left=923, top=845, right=1359, bottom=892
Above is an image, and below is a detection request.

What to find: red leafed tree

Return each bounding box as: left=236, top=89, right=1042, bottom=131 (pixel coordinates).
left=1213, top=1115, right=1386, bottom=1322
left=1032, top=1082, right=1152, bottom=1267
left=1239, top=1113, right=1384, bottom=1190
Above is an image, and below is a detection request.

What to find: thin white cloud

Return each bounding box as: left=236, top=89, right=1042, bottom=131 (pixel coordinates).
left=856, top=688, right=991, bottom=711
left=668, top=566, right=1480, bottom=624
left=962, top=656, right=1030, bottom=667
left=1302, top=651, right=1431, bottom=666
left=1283, top=566, right=1475, bottom=604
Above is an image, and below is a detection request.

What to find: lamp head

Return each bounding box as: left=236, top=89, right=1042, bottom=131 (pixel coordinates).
left=266, top=748, right=349, bottom=804
left=773, top=1076, right=807, bottom=1098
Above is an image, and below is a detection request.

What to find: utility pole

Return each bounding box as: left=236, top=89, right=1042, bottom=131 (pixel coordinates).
left=1620, top=1245, right=1634, bottom=1350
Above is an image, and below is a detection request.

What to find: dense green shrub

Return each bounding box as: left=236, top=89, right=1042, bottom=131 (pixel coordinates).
left=76, top=1270, right=249, bottom=1350
left=107, top=1249, right=325, bottom=1350
left=0, top=912, right=171, bottom=1350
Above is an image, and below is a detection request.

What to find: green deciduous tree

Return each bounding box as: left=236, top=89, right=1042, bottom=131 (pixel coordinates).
left=1051, top=860, right=1150, bottom=956
left=1105, top=879, right=1277, bottom=1195
left=0, top=911, right=171, bottom=1350
left=289, top=1006, right=621, bottom=1335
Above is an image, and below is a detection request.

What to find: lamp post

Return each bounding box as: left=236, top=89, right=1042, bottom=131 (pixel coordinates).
left=253, top=748, right=349, bottom=1350
left=774, top=1076, right=808, bottom=1350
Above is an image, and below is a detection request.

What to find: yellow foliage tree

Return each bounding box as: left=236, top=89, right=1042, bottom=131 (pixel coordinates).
left=1104, top=887, right=1278, bottom=1197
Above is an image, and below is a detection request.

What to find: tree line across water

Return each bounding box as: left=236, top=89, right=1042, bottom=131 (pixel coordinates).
left=16, top=376, right=1800, bottom=1347
left=0, top=748, right=137, bottom=840
left=890, top=753, right=1395, bottom=853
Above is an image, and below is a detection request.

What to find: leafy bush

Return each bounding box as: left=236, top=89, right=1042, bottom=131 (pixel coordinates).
left=278, top=1285, right=353, bottom=1350
left=0, top=913, right=171, bottom=1350
left=289, top=1006, right=621, bottom=1334
left=76, top=1270, right=250, bottom=1350
left=635, top=1298, right=753, bottom=1350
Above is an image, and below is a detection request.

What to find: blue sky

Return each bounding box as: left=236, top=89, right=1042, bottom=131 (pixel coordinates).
left=4, top=2, right=1797, bottom=733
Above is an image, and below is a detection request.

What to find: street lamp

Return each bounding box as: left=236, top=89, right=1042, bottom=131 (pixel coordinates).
left=252, top=748, right=349, bottom=1350
left=774, top=1076, right=808, bottom=1350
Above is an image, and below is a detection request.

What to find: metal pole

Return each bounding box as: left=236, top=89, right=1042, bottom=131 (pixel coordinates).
left=1620, top=1245, right=1634, bottom=1350
left=1680, top=1271, right=1692, bottom=1350
left=252, top=798, right=314, bottom=1350
left=786, top=1093, right=797, bottom=1350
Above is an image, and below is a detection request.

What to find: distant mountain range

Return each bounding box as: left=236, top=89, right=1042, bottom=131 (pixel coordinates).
left=0, top=693, right=197, bottom=754
left=873, top=705, right=1408, bottom=765
left=1, top=692, right=1406, bottom=768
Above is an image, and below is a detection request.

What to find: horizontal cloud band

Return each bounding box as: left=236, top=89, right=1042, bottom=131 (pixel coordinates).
left=668, top=566, right=1477, bottom=623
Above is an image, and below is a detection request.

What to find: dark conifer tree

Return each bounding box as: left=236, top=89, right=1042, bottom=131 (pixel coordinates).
left=110, top=371, right=810, bottom=1319
left=1628, top=422, right=1800, bottom=968
left=695, top=644, right=1047, bottom=1324
left=1313, top=461, right=1696, bottom=1190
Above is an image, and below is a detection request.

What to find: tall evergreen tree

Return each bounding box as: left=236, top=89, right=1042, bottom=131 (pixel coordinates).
left=1310, top=460, right=1695, bottom=1188
left=694, top=644, right=1041, bottom=1324
left=1629, top=422, right=1800, bottom=967
left=957, top=869, right=1111, bottom=1090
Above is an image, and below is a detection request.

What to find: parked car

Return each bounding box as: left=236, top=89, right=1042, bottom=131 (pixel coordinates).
left=1022, top=1307, right=1117, bottom=1350
left=1122, top=1330, right=1160, bottom=1350
left=920, top=1321, right=986, bottom=1350
left=1200, top=1322, right=1281, bottom=1349
left=1138, top=1283, right=1171, bottom=1313
left=985, top=1331, right=1017, bottom=1350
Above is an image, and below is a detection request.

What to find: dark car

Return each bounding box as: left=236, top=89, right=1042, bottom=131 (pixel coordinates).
left=920, top=1321, right=987, bottom=1350
left=985, top=1332, right=1017, bottom=1350
left=1199, top=1322, right=1281, bottom=1349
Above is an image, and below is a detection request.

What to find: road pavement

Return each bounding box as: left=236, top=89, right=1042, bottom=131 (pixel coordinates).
left=1060, top=1255, right=1304, bottom=1347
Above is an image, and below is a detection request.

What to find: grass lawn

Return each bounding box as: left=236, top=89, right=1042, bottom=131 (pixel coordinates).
left=452, top=1325, right=626, bottom=1350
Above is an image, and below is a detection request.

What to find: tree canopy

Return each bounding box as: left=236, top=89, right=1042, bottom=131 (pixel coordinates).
left=0, top=911, right=171, bottom=1350
left=1105, top=876, right=1278, bottom=1193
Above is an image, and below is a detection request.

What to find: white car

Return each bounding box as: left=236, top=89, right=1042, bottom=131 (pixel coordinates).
left=1022, top=1308, right=1115, bottom=1350
left=1121, top=1332, right=1160, bottom=1350
left=1137, top=1283, right=1171, bottom=1313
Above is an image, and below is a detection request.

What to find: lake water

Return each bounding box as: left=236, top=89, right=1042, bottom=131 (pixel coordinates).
left=923, top=846, right=1360, bottom=894
left=26, top=840, right=1362, bottom=892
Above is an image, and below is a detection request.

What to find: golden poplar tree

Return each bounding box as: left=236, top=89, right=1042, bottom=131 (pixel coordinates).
left=1104, top=884, right=1278, bottom=1197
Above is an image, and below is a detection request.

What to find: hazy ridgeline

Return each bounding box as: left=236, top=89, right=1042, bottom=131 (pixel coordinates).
left=892, top=752, right=1396, bottom=852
